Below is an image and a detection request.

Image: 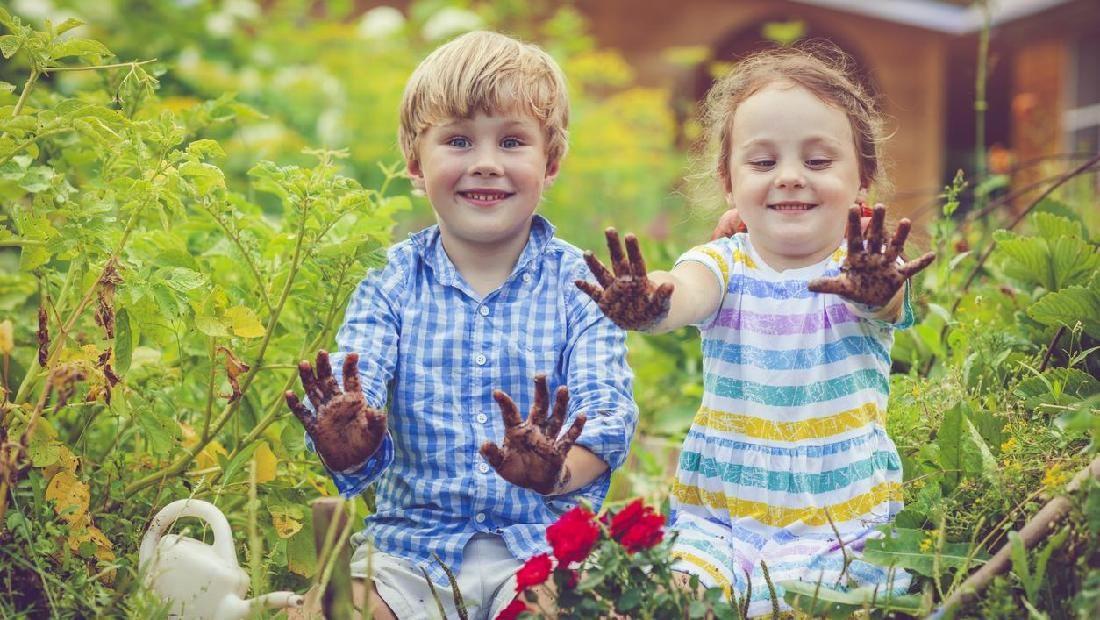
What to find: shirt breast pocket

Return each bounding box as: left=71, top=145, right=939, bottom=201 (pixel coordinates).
left=508, top=334, right=561, bottom=382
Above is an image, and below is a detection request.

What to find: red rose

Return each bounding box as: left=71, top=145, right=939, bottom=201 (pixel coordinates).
left=546, top=506, right=600, bottom=564
left=608, top=499, right=665, bottom=552
left=515, top=553, right=554, bottom=591
left=495, top=598, right=527, bottom=620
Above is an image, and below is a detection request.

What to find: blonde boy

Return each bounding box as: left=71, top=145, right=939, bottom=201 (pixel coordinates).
left=285, top=31, right=637, bottom=619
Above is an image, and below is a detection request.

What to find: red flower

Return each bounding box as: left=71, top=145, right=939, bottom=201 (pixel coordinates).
left=546, top=506, right=600, bottom=564
left=515, top=553, right=554, bottom=591
left=608, top=499, right=665, bottom=552
left=495, top=598, right=527, bottom=620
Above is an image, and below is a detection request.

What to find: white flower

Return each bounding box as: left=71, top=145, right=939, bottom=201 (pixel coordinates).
left=11, top=0, right=54, bottom=21
left=205, top=11, right=235, bottom=38
left=317, top=108, right=345, bottom=147
left=357, top=6, right=406, bottom=41
left=224, top=0, right=260, bottom=20
left=421, top=7, right=483, bottom=41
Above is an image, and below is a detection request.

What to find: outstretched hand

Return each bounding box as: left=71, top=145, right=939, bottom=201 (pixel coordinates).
left=480, top=374, right=586, bottom=495
left=575, top=228, right=674, bottom=331
left=808, top=205, right=936, bottom=307
left=285, top=350, right=387, bottom=472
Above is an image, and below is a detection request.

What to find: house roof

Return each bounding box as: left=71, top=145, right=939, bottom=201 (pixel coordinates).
left=788, top=0, right=1075, bottom=34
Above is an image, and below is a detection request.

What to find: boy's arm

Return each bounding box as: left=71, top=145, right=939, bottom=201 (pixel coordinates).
left=576, top=229, right=723, bottom=334
left=808, top=205, right=934, bottom=324
left=287, top=264, right=405, bottom=497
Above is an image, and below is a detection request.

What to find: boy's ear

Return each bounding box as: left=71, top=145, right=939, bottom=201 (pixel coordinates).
left=544, top=158, right=561, bottom=185
left=407, top=158, right=425, bottom=191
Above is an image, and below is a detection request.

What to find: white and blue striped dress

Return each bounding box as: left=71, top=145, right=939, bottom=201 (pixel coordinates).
left=669, top=234, right=911, bottom=615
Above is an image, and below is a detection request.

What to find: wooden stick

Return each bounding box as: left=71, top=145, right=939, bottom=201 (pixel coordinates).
left=312, top=497, right=355, bottom=619
left=933, top=455, right=1100, bottom=617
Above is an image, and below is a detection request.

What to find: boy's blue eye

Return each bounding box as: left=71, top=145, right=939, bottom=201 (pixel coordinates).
left=447, top=137, right=471, bottom=148
left=500, top=137, right=522, bottom=148
left=749, top=160, right=775, bottom=169
left=806, top=159, right=832, bottom=169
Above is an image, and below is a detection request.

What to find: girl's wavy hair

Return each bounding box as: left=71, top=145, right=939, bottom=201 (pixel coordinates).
left=399, top=31, right=569, bottom=169
left=697, top=41, right=890, bottom=204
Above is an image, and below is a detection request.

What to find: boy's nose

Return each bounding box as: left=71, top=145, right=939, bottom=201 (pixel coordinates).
left=469, top=150, right=503, bottom=176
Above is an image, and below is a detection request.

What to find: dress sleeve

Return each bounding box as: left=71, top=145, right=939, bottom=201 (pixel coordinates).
left=674, top=236, right=740, bottom=329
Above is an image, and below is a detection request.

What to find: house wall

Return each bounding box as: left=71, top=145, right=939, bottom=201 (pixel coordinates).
left=1010, top=38, right=1068, bottom=210
left=575, top=0, right=948, bottom=224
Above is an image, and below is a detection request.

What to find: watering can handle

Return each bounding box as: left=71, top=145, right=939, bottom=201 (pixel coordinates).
left=139, top=499, right=239, bottom=569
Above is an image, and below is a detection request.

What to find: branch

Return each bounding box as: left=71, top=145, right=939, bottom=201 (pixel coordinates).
left=932, top=455, right=1100, bottom=617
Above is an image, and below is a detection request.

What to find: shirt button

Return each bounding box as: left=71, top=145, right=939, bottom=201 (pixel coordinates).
left=475, top=512, right=486, bottom=523
left=522, top=273, right=532, bottom=283
left=478, top=306, right=490, bottom=317
left=476, top=413, right=488, bottom=424
left=478, top=462, right=490, bottom=474
left=474, top=353, right=487, bottom=365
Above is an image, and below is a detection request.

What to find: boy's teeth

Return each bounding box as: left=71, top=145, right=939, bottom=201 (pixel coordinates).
left=464, top=191, right=507, bottom=201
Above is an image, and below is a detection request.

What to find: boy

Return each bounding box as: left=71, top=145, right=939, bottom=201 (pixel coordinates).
left=285, top=31, right=638, bottom=619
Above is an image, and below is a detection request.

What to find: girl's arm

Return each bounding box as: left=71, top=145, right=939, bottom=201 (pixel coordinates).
left=576, top=229, right=723, bottom=334
left=644, top=262, right=724, bottom=333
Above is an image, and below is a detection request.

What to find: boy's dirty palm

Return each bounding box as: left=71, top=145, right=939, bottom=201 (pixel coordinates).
left=285, top=351, right=387, bottom=472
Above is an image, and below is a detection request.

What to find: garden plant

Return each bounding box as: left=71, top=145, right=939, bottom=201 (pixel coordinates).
left=1, top=1, right=1098, bottom=618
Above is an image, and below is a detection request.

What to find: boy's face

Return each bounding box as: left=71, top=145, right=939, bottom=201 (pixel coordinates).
left=724, top=83, right=862, bottom=270
left=408, top=111, right=559, bottom=252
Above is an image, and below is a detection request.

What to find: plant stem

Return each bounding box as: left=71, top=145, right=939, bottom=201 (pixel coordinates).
left=10, top=69, right=38, bottom=118
left=202, top=337, right=217, bottom=442
left=41, top=59, right=156, bottom=73
left=1038, top=327, right=1066, bottom=373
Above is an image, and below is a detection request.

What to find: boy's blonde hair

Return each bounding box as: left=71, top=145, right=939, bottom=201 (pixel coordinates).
left=702, top=42, right=888, bottom=195
left=399, top=31, right=569, bottom=168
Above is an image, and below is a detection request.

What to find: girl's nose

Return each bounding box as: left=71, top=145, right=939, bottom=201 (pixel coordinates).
left=773, top=162, right=806, bottom=189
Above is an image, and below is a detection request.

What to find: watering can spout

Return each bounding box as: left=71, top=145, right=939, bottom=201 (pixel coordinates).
left=246, top=591, right=306, bottom=612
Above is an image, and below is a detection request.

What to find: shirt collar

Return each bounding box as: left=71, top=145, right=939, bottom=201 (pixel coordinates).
left=408, top=214, right=557, bottom=292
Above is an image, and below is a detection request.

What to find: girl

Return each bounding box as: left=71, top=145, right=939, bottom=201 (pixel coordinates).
left=576, top=45, right=935, bottom=615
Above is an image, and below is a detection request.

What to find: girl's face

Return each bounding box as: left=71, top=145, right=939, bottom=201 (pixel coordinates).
left=724, top=82, right=863, bottom=271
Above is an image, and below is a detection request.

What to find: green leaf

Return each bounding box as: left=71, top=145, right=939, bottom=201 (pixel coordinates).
left=1033, top=212, right=1084, bottom=241
left=136, top=407, right=178, bottom=454
left=179, top=160, right=226, bottom=194
left=159, top=267, right=208, bottom=293
left=0, top=35, right=23, bottom=59
left=286, top=515, right=318, bottom=578
left=1027, top=286, right=1100, bottom=339
left=195, top=315, right=231, bottom=338
left=114, top=308, right=133, bottom=376
left=938, top=403, right=965, bottom=490
left=780, top=580, right=925, bottom=618
left=0, top=81, right=14, bottom=94
left=964, top=417, right=999, bottom=486
left=862, top=528, right=984, bottom=577
left=54, top=18, right=85, bottom=36
left=49, top=38, right=111, bottom=62
left=1008, top=531, right=1036, bottom=602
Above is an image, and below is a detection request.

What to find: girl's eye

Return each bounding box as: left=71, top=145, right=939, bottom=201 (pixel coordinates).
left=447, top=137, right=471, bottom=148
left=806, top=159, right=832, bottom=169
left=500, top=137, right=522, bottom=148
left=748, top=160, right=775, bottom=169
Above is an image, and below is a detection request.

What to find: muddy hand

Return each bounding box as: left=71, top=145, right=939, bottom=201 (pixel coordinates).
left=808, top=205, right=936, bottom=307
left=284, top=350, right=387, bottom=472
left=479, top=374, right=586, bottom=495
left=575, top=228, right=674, bottom=331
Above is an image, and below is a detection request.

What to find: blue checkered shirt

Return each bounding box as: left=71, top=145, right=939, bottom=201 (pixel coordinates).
left=313, top=215, right=638, bottom=585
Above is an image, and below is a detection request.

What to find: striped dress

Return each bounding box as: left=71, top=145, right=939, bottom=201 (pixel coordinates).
left=669, top=233, right=911, bottom=616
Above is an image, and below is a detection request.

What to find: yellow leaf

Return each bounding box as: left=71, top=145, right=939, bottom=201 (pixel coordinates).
left=272, top=513, right=303, bottom=538
left=0, top=319, right=12, bottom=354
left=44, top=444, right=80, bottom=481
left=226, top=306, right=266, bottom=339
left=46, top=470, right=89, bottom=523
left=195, top=440, right=227, bottom=470
left=253, top=441, right=277, bottom=484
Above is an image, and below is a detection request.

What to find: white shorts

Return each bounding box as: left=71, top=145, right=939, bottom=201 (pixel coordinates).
left=350, top=533, right=522, bottom=620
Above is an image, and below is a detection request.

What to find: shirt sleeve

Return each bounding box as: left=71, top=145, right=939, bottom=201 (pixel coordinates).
left=558, top=260, right=639, bottom=501
left=303, top=254, right=406, bottom=497
left=674, top=236, right=739, bottom=329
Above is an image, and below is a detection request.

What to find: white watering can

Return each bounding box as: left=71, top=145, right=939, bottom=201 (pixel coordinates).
left=139, top=499, right=305, bottom=619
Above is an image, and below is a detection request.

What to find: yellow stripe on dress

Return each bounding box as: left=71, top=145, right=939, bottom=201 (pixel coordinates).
left=671, top=551, right=733, bottom=596
left=693, top=402, right=884, bottom=442
left=696, top=246, right=731, bottom=288
left=672, top=480, right=902, bottom=528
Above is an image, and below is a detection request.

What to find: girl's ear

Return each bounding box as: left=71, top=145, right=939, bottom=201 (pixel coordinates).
left=407, top=159, right=425, bottom=192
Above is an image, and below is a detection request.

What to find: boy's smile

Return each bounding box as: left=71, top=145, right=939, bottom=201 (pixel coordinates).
left=724, top=82, right=862, bottom=271
left=409, top=111, right=558, bottom=263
